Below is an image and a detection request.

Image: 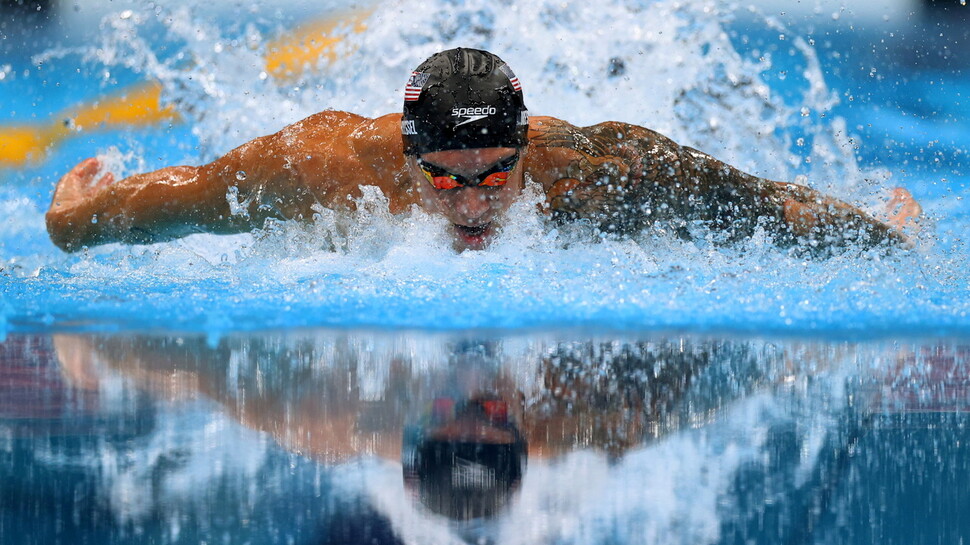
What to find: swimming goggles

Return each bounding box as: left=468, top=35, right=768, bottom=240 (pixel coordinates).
left=430, top=396, right=509, bottom=426
left=417, top=152, right=520, bottom=190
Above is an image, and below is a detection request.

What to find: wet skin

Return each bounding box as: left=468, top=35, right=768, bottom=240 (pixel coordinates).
left=46, top=112, right=921, bottom=253
left=408, top=147, right=523, bottom=251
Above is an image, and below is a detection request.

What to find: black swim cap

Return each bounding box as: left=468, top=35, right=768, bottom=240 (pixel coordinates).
left=401, top=48, right=529, bottom=156
left=406, top=437, right=526, bottom=520
left=402, top=396, right=527, bottom=520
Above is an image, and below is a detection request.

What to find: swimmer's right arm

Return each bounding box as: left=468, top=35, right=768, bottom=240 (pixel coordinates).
left=46, top=111, right=393, bottom=252
left=46, top=141, right=288, bottom=252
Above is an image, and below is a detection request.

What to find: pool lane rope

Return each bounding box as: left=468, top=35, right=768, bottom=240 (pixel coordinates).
left=0, top=7, right=371, bottom=168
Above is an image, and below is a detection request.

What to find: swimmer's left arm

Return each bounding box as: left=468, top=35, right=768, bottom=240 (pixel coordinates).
left=671, top=144, right=919, bottom=250
left=530, top=117, right=917, bottom=250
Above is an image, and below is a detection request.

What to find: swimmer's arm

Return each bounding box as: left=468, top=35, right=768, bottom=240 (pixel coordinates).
left=46, top=110, right=376, bottom=252
left=530, top=118, right=914, bottom=250
left=45, top=135, right=303, bottom=251
left=673, top=145, right=913, bottom=249
left=45, top=155, right=258, bottom=252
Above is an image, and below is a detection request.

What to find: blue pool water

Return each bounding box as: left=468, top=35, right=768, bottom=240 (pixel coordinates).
left=1, top=0, right=970, bottom=543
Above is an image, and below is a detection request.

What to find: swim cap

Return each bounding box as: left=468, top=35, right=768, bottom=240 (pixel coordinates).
left=402, top=397, right=527, bottom=520
left=401, top=48, right=529, bottom=156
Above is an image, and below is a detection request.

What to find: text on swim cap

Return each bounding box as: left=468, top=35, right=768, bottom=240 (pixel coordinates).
left=452, top=106, right=497, bottom=117
left=452, top=106, right=497, bottom=128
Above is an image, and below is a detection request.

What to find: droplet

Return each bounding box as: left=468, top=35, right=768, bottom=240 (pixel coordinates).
left=236, top=171, right=247, bottom=181
left=91, top=215, right=98, bottom=224
left=119, top=9, right=132, bottom=19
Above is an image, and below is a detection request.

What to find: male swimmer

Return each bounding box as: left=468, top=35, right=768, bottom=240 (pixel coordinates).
left=46, top=48, right=921, bottom=254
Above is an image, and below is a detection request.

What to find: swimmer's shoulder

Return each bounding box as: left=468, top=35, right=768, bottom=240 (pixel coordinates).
left=524, top=116, right=581, bottom=182
left=524, top=115, right=680, bottom=183
left=277, top=111, right=398, bottom=145
left=259, top=111, right=408, bottom=211
left=527, top=116, right=678, bottom=156
left=269, top=110, right=403, bottom=167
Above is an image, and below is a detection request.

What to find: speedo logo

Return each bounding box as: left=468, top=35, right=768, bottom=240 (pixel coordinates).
left=452, top=457, right=496, bottom=489
left=452, top=105, right=496, bottom=128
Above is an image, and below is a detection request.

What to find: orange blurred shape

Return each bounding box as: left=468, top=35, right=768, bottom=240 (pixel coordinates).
left=0, top=8, right=370, bottom=168
left=71, top=82, right=179, bottom=131
left=0, top=82, right=179, bottom=167
left=265, top=8, right=370, bottom=79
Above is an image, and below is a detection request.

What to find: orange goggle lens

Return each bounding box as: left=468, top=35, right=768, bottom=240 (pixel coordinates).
left=422, top=171, right=461, bottom=190
left=430, top=397, right=509, bottom=425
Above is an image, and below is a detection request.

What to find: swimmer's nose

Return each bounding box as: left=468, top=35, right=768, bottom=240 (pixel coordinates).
left=454, top=189, right=492, bottom=223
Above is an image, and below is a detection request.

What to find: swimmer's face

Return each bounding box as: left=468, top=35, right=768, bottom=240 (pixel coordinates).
left=408, top=147, right=525, bottom=251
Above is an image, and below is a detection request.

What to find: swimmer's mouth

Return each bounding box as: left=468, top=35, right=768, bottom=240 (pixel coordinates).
left=453, top=222, right=492, bottom=248
left=455, top=223, right=489, bottom=237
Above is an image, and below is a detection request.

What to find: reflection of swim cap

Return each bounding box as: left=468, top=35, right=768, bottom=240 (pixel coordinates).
left=402, top=398, right=527, bottom=520
left=401, top=48, right=529, bottom=156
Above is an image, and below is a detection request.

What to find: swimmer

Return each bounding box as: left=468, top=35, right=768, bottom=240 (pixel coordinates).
left=46, top=47, right=922, bottom=254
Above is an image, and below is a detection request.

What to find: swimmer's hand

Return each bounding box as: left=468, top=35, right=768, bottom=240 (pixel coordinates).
left=884, top=187, right=922, bottom=247
left=46, top=157, right=117, bottom=251
left=49, top=157, right=115, bottom=213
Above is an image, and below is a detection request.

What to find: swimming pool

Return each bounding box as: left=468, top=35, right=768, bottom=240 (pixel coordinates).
left=1, top=0, right=968, bottom=335
left=1, top=0, right=969, bottom=543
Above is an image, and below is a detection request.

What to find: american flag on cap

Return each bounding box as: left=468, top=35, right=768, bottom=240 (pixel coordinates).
left=499, top=64, right=522, bottom=92
left=404, top=71, right=430, bottom=102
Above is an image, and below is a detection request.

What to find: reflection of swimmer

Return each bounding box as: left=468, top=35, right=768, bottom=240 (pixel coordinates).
left=47, top=48, right=921, bottom=254
left=53, top=334, right=748, bottom=522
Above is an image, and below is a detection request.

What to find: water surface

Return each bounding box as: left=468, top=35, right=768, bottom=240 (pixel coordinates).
left=2, top=1, right=969, bottom=542
left=3, top=330, right=968, bottom=544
